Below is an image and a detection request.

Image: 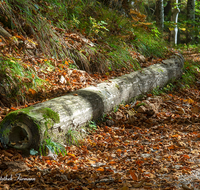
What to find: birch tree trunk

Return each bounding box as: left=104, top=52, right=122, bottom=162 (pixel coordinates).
left=170, top=0, right=180, bottom=46
left=186, top=0, right=196, bottom=44
left=155, top=0, right=164, bottom=32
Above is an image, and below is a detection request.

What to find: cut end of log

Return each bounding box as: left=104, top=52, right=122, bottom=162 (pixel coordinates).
left=0, top=112, right=40, bottom=152
left=8, top=122, right=32, bottom=149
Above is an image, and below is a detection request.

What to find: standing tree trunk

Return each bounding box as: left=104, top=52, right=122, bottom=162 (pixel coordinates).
left=186, top=0, right=196, bottom=44
left=155, top=0, right=164, bottom=32
left=170, top=0, right=180, bottom=46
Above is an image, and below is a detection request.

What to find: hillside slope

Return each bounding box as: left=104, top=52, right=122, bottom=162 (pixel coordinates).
left=0, top=0, right=170, bottom=120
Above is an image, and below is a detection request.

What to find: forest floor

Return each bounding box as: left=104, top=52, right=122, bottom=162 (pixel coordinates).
left=0, top=49, right=200, bottom=190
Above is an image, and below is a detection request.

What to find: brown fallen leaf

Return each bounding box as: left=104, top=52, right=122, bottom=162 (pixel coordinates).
left=96, top=167, right=104, bottom=172
left=132, top=180, right=145, bottom=188
left=144, top=182, right=153, bottom=186
left=175, top=106, right=185, bottom=114
left=137, top=105, right=147, bottom=113
left=66, top=160, right=75, bottom=166
left=0, top=184, right=10, bottom=190
left=181, top=183, right=193, bottom=190
left=120, top=185, right=129, bottom=190
left=109, top=161, right=116, bottom=165
left=104, top=126, right=111, bottom=132
left=183, top=98, right=194, bottom=105
left=82, top=187, right=89, bottom=190
left=129, top=170, right=138, bottom=181
left=191, top=105, right=200, bottom=113
left=2, top=150, right=13, bottom=157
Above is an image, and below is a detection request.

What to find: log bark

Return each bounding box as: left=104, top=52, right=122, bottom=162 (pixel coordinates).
left=0, top=54, right=184, bottom=152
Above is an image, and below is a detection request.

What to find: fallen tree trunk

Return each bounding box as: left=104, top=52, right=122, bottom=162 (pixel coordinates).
left=0, top=53, right=184, bottom=152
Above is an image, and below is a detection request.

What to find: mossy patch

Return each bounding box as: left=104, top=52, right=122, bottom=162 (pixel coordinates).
left=0, top=106, right=34, bottom=125
left=0, top=106, right=59, bottom=138
left=0, top=110, right=27, bottom=136
left=1, top=128, right=10, bottom=139
left=36, top=107, right=60, bottom=130
left=115, top=83, right=120, bottom=89
left=0, top=106, right=35, bottom=130
left=38, top=108, right=60, bottom=123
left=18, top=106, right=34, bottom=114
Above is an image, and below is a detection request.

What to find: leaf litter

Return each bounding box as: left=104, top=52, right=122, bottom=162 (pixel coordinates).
left=0, top=29, right=200, bottom=189
left=0, top=68, right=200, bottom=189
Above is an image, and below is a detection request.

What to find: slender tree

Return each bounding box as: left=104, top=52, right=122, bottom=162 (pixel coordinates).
left=186, top=0, right=196, bottom=44
left=155, top=0, right=164, bottom=32
left=170, top=0, right=180, bottom=46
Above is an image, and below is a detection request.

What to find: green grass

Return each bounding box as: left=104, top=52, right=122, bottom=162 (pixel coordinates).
left=0, top=57, right=46, bottom=103
left=66, top=129, right=79, bottom=146
left=40, top=137, right=67, bottom=156
left=180, top=60, right=200, bottom=87
left=133, top=28, right=168, bottom=58
left=105, top=39, right=140, bottom=71
left=148, top=59, right=200, bottom=96
left=0, top=0, right=167, bottom=72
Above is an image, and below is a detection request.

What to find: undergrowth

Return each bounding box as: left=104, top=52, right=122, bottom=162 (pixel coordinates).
left=181, top=60, right=200, bottom=87
left=40, top=137, right=66, bottom=156
left=0, top=0, right=167, bottom=72
left=150, top=59, right=200, bottom=96
left=134, top=28, right=168, bottom=58
left=0, top=0, right=171, bottom=107
left=0, top=57, right=46, bottom=105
